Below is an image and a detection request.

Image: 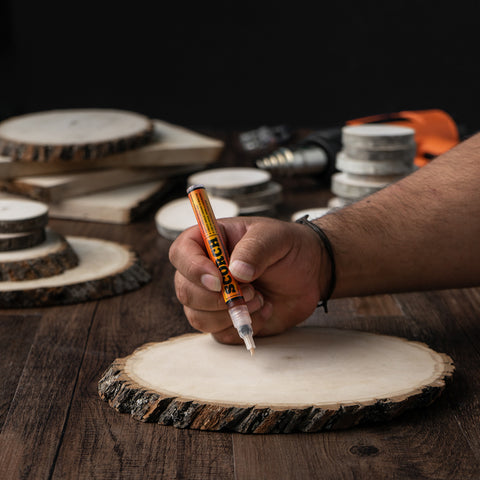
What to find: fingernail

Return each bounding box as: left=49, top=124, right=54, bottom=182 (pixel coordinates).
left=230, top=260, right=255, bottom=282
left=242, top=285, right=255, bottom=302
left=201, top=274, right=221, bottom=292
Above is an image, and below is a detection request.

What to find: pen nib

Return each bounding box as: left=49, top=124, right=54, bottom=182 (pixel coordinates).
left=249, top=348, right=255, bottom=356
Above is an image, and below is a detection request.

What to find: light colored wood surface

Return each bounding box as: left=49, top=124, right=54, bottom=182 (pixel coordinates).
left=1, top=166, right=189, bottom=203
left=0, top=120, right=223, bottom=178
left=48, top=181, right=169, bottom=224
left=188, top=167, right=271, bottom=196
left=0, top=236, right=150, bottom=307
left=0, top=109, right=154, bottom=162
left=0, top=198, right=49, bottom=233
left=99, top=327, right=454, bottom=433
left=155, top=196, right=239, bottom=240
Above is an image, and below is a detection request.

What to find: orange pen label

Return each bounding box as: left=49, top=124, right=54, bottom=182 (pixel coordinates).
left=188, top=186, right=243, bottom=304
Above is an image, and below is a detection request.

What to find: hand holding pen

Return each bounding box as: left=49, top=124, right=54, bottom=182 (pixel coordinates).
left=187, top=184, right=256, bottom=354
left=169, top=198, right=328, bottom=346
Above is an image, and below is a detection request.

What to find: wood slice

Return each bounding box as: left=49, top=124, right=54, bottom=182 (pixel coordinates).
left=0, top=229, right=78, bottom=281
left=342, top=125, right=416, bottom=149
left=0, top=119, right=224, bottom=178
left=336, top=152, right=415, bottom=176
left=188, top=168, right=271, bottom=197
left=155, top=196, right=239, bottom=241
left=0, top=109, right=154, bottom=162
left=343, top=144, right=416, bottom=162
left=232, top=181, right=283, bottom=208
left=48, top=180, right=170, bottom=224
left=0, top=229, right=46, bottom=252
left=98, top=327, right=454, bottom=434
left=0, top=236, right=150, bottom=307
left=0, top=198, right=49, bottom=233
left=331, top=172, right=405, bottom=200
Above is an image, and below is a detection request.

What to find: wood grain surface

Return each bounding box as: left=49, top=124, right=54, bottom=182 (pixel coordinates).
left=0, top=130, right=479, bottom=479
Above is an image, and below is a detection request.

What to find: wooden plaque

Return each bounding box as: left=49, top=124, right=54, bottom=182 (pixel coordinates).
left=0, top=229, right=78, bottom=281
left=98, top=327, right=454, bottom=434
left=0, top=109, right=153, bottom=162
left=0, top=236, right=150, bottom=307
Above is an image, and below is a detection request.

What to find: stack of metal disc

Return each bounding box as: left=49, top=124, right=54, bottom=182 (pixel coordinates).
left=329, top=125, right=416, bottom=208
left=187, top=167, right=283, bottom=216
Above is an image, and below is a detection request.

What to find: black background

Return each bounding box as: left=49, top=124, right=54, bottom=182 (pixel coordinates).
left=1, top=1, right=479, bottom=134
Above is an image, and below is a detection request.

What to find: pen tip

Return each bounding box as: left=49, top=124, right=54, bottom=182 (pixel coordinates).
left=249, top=348, right=255, bottom=356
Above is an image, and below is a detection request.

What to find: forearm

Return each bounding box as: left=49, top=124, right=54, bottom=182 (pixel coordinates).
left=316, top=132, right=480, bottom=298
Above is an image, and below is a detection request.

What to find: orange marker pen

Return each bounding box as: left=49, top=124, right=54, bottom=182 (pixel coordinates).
left=187, top=184, right=256, bottom=355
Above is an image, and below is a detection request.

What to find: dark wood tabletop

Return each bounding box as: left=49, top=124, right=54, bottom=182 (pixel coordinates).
left=1, top=131, right=479, bottom=479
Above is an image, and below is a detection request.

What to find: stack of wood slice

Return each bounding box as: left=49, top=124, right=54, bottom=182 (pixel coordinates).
left=0, top=198, right=150, bottom=307
left=0, top=109, right=224, bottom=224
left=187, top=167, right=283, bottom=216
left=329, top=125, right=416, bottom=208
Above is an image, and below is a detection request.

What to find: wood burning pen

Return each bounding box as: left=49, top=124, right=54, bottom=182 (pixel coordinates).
left=187, top=184, right=256, bottom=355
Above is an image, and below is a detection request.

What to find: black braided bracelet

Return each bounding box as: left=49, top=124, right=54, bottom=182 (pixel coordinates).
left=295, top=214, right=336, bottom=313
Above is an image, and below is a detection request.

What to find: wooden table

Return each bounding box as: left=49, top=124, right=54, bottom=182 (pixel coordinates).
left=1, top=133, right=480, bottom=479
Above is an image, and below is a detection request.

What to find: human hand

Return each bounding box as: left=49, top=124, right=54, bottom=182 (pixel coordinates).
left=169, top=216, right=331, bottom=344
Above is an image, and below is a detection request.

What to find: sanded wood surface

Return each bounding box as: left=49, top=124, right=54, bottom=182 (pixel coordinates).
left=0, top=131, right=479, bottom=479
left=0, top=198, right=48, bottom=233
left=0, top=109, right=154, bottom=162
left=0, top=236, right=150, bottom=307
left=0, top=119, right=223, bottom=178
left=99, top=328, right=453, bottom=433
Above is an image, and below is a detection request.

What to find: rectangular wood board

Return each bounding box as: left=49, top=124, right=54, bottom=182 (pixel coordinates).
left=0, top=165, right=198, bottom=203
left=47, top=180, right=172, bottom=224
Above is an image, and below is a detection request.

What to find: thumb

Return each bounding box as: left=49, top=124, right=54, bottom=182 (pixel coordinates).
left=228, top=220, right=295, bottom=282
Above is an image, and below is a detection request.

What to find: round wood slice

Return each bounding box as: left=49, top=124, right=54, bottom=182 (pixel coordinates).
left=331, top=172, right=404, bottom=200
left=98, top=327, right=454, bottom=434
left=342, top=125, right=416, bottom=149
left=232, top=181, right=283, bottom=208
left=155, top=196, right=239, bottom=241
left=0, top=109, right=154, bottom=162
left=0, top=236, right=150, bottom=307
left=344, top=144, right=416, bottom=162
left=0, top=199, right=49, bottom=233
left=0, top=229, right=78, bottom=281
left=336, top=152, right=415, bottom=176
left=0, top=228, right=46, bottom=252
left=188, top=168, right=271, bottom=197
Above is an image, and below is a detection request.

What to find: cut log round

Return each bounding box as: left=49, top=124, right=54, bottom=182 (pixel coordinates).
left=0, top=229, right=78, bottom=281
left=188, top=168, right=271, bottom=197
left=98, top=327, right=454, bottom=434
left=0, top=199, right=49, bottom=233
left=0, top=228, right=46, bottom=252
left=0, top=109, right=154, bottom=162
left=331, top=172, right=405, bottom=200
left=155, top=196, right=239, bottom=240
left=0, top=236, right=150, bottom=307
left=342, top=125, right=416, bottom=149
